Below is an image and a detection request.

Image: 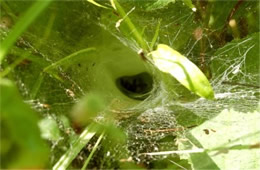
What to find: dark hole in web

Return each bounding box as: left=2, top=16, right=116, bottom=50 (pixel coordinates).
left=116, top=72, right=153, bottom=100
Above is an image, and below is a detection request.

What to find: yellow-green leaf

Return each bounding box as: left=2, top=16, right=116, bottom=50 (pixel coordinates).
left=150, top=44, right=214, bottom=99
left=146, top=0, right=176, bottom=11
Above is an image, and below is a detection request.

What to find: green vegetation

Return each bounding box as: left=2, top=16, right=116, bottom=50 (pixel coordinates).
left=0, top=0, right=259, bottom=169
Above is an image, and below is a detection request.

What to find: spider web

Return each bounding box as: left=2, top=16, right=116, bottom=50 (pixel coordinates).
left=1, top=0, right=259, bottom=168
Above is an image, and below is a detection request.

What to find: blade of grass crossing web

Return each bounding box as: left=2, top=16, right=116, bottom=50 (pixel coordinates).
left=81, top=131, right=105, bottom=170
left=150, top=19, right=161, bottom=51
left=0, top=56, right=25, bottom=77
left=0, top=0, right=52, bottom=63
left=111, top=0, right=149, bottom=52
left=43, top=48, right=96, bottom=73
left=30, top=72, right=45, bottom=99
left=31, top=48, right=96, bottom=99
left=53, top=123, right=98, bottom=170
left=0, top=12, right=56, bottom=78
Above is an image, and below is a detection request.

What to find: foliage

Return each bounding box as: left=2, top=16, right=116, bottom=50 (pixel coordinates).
left=181, top=109, right=260, bottom=169
left=0, top=0, right=259, bottom=169
left=150, top=44, right=214, bottom=99
left=0, top=79, right=49, bottom=168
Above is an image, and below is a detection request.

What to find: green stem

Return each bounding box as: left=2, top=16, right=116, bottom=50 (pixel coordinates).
left=43, top=48, right=96, bottom=72
left=81, top=132, right=105, bottom=170
left=0, top=56, right=25, bottom=78
left=0, top=47, right=49, bottom=78
left=0, top=0, right=52, bottom=63
left=30, top=72, right=45, bottom=99
left=31, top=48, right=96, bottom=98
left=11, top=47, right=49, bottom=67
left=53, top=123, right=99, bottom=170
left=150, top=19, right=161, bottom=51
left=112, top=0, right=149, bottom=52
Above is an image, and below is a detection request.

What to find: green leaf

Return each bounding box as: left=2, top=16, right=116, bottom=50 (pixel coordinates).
left=181, top=133, right=221, bottom=170
left=188, top=109, right=260, bottom=169
left=150, top=44, right=214, bottom=99
left=0, top=79, right=49, bottom=168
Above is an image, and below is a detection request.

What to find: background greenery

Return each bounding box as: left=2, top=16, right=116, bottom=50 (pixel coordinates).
left=0, top=0, right=259, bottom=169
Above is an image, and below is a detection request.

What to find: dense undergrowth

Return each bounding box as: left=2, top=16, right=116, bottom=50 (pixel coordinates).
left=0, top=0, right=259, bottom=169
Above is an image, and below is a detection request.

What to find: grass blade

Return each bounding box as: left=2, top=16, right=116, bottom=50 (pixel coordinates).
left=150, top=19, right=161, bottom=51
left=43, top=48, right=96, bottom=73
left=53, top=123, right=98, bottom=170
left=81, top=132, right=105, bottom=170
left=0, top=0, right=52, bottom=63
left=111, top=0, right=148, bottom=52
left=0, top=56, right=25, bottom=77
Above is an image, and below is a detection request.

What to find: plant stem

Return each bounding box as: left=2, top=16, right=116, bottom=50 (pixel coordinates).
left=111, top=0, right=149, bottom=52
left=0, top=56, right=25, bottom=78
left=150, top=19, right=161, bottom=51
left=53, top=123, right=99, bottom=170
left=30, top=72, right=45, bottom=99
left=43, top=48, right=96, bottom=73
left=0, top=47, right=49, bottom=78
left=220, top=0, right=244, bottom=41
left=81, top=132, right=105, bottom=170
left=30, top=48, right=96, bottom=98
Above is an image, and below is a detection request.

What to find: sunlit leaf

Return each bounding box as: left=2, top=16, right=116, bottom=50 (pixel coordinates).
left=150, top=44, right=214, bottom=99
left=187, top=109, right=260, bottom=169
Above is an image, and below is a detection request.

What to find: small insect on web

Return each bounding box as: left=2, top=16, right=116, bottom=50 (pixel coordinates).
left=138, top=49, right=148, bottom=61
